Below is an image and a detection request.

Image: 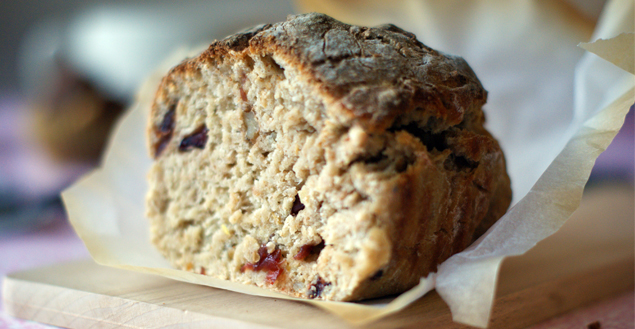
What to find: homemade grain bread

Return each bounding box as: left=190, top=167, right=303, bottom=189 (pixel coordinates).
left=146, top=13, right=512, bottom=301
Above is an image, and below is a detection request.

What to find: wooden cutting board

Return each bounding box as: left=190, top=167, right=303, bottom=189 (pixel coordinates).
left=3, top=185, right=634, bottom=329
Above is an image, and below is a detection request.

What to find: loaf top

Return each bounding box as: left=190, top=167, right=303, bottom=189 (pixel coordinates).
left=169, top=12, right=487, bottom=133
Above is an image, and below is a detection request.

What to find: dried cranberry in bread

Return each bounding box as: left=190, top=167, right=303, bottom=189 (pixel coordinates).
left=146, top=13, right=511, bottom=301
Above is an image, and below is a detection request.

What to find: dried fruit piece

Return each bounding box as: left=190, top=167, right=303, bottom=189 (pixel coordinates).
left=308, top=277, right=331, bottom=299
left=291, top=195, right=305, bottom=216
left=154, top=105, right=176, bottom=158
left=179, top=125, right=209, bottom=152
left=294, top=240, right=325, bottom=261
left=241, top=245, right=284, bottom=284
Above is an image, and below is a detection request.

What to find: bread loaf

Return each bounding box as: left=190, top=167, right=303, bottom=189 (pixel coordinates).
left=146, top=13, right=511, bottom=301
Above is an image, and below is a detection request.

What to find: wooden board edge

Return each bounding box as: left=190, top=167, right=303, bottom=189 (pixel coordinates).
left=2, top=275, right=278, bottom=329
left=3, top=254, right=633, bottom=329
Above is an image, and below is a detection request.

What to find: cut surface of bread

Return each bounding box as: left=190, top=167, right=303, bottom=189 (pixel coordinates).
left=146, top=13, right=512, bottom=301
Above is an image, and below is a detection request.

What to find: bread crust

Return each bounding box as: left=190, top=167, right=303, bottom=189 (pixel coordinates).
left=150, top=13, right=487, bottom=150
left=146, top=13, right=511, bottom=301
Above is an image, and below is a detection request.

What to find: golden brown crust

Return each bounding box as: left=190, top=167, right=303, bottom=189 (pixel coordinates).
left=257, top=14, right=485, bottom=131
left=176, top=13, right=485, bottom=131
left=149, top=13, right=488, bottom=156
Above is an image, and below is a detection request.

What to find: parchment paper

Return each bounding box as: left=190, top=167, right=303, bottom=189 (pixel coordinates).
left=62, top=0, right=635, bottom=327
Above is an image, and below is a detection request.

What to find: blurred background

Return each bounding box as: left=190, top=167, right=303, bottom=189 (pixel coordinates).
left=0, top=0, right=295, bottom=236
left=0, top=0, right=632, bottom=328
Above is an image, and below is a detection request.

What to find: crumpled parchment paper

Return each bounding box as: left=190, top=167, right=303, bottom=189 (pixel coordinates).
left=62, top=0, right=634, bottom=327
